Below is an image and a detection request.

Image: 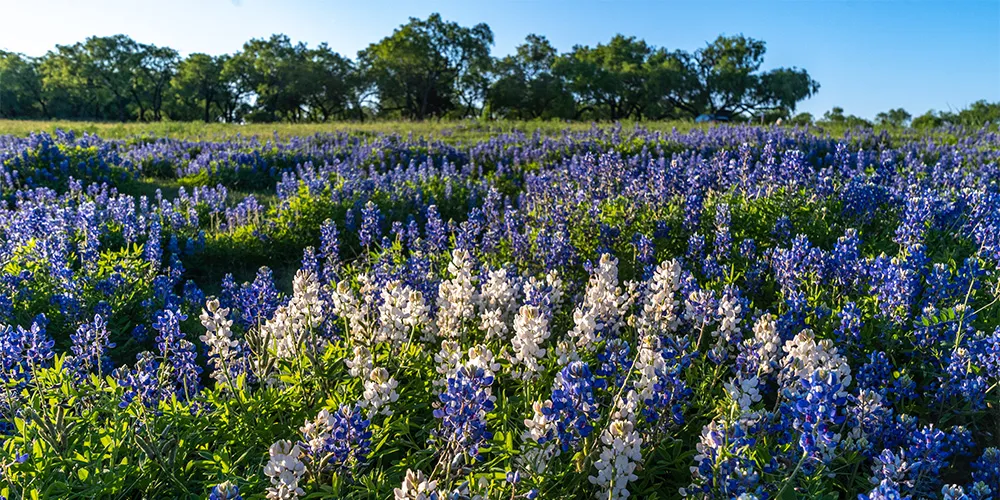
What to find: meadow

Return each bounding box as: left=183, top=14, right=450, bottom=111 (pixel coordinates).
left=0, top=120, right=997, bottom=499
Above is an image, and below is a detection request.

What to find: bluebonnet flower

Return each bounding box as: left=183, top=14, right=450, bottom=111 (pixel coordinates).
left=0, top=315, right=54, bottom=384
left=231, top=267, right=281, bottom=330
left=319, top=218, right=340, bottom=284
left=683, top=416, right=764, bottom=499
left=18, top=314, right=54, bottom=369
left=67, top=314, right=115, bottom=376
left=153, top=309, right=201, bottom=400
left=835, top=302, right=863, bottom=346
left=713, top=202, right=732, bottom=262
left=595, top=339, right=631, bottom=389
left=942, top=485, right=971, bottom=500
left=683, top=192, right=704, bottom=232
left=299, top=404, right=372, bottom=472
left=359, top=200, right=382, bottom=248
left=527, top=362, right=601, bottom=453
left=433, top=364, right=495, bottom=460
left=114, top=351, right=164, bottom=409
left=209, top=481, right=242, bottom=500
left=425, top=205, right=447, bottom=253
left=632, top=232, right=655, bottom=280
left=145, top=219, right=162, bottom=269
left=772, top=215, right=792, bottom=244
left=894, top=196, right=932, bottom=249
left=971, top=448, right=1000, bottom=500
left=935, top=344, right=988, bottom=410
left=791, top=370, right=848, bottom=467
left=867, top=251, right=923, bottom=326
left=640, top=334, right=693, bottom=431
left=859, top=479, right=910, bottom=500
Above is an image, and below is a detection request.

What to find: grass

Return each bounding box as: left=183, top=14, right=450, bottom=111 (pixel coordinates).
left=0, top=118, right=765, bottom=142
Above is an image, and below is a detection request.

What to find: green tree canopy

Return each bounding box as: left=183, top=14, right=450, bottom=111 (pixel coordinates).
left=358, top=13, right=494, bottom=119
left=486, top=35, right=574, bottom=120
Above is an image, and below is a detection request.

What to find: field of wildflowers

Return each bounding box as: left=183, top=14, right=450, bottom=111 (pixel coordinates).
left=0, top=124, right=998, bottom=499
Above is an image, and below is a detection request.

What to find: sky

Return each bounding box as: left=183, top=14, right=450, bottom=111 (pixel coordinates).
left=1, top=0, right=997, bottom=119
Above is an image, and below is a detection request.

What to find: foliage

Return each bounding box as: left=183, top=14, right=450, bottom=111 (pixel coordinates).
left=0, top=123, right=998, bottom=499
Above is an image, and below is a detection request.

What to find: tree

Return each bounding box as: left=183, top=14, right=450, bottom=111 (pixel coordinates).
left=304, top=44, right=358, bottom=122
left=487, top=34, right=574, bottom=119
left=132, top=43, right=179, bottom=121
left=687, top=35, right=819, bottom=119
left=358, top=13, right=494, bottom=119
left=789, top=112, right=814, bottom=126
left=38, top=42, right=112, bottom=120
left=642, top=48, right=700, bottom=119
left=875, top=108, right=911, bottom=127
left=77, top=35, right=143, bottom=122
left=229, top=35, right=317, bottom=122
left=169, top=53, right=226, bottom=122
left=911, top=110, right=943, bottom=129
left=554, top=35, right=652, bottom=120
left=0, top=51, right=46, bottom=118
left=945, top=100, right=1000, bottom=127
left=820, top=106, right=872, bottom=128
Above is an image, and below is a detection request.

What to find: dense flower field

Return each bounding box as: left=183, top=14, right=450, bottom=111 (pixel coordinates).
left=0, top=124, right=999, bottom=499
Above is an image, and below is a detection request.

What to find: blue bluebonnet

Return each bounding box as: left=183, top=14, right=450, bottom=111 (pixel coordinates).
left=685, top=417, right=764, bottom=499
left=145, top=219, right=162, bottom=269
left=835, top=302, right=863, bottom=346
left=643, top=335, right=694, bottom=430
left=791, top=371, right=848, bottom=467
left=300, top=404, right=372, bottom=472
left=153, top=309, right=201, bottom=400
left=319, top=218, right=340, bottom=284
left=359, top=201, right=382, bottom=248
left=208, top=481, right=242, bottom=500
left=536, top=362, right=601, bottom=452
left=113, top=351, right=163, bottom=409
left=595, top=339, right=631, bottom=389
left=632, top=232, right=655, bottom=280
left=0, top=315, right=54, bottom=384
left=970, top=447, right=1000, bottom=500
left=433, top=365, right=495, bottom=460
left=68, top=314, right=115, bottom=376
left=425, top=205, right=447, bottom=252
left=859, top=479, right=910, bottom=500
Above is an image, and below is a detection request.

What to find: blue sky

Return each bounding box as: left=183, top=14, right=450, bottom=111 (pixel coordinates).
left=2, top=0, right=997, bottom=119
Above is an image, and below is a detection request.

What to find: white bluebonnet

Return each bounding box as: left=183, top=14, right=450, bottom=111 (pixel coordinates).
left=569, top=254, right=631, bottom=351
left=361, top=367, right=399, bottom=416
left=510, top=304, right=550, bottom=379
left=393, top=469, right=439, bottom=500
left=711, top=286, right=743, bottom=360
left=433, top=340, right=464, bottom=392
left=199, top=298, right=238, bottom=386
left=345, top=345, right=373, bottom=378
left=477, top=268, right=520, bottom=340
left=633, top=334, right=664, bottom=402
left=779, top=329, right=852, bottom=399
left=263, top=440, right=306, bottom=500
left=637, top=258, right=683, bottom=335
left=330, top=273, right=378, bottom=344
left=589, top=418, right=642, bottom=500
left=724, top=375, right=762, bottom=414
left=435, top=248, right=478, bottom=340
left=260, top=269, right=325, bottom=360
left=464, top=345, right=501, bottom=379
left=750, top=313, right=781, bottom=375
left=377, top=280, right=428, bottom=347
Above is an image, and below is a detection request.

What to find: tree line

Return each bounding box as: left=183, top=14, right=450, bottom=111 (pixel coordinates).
left=0, top=13, right=825, bottom=123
